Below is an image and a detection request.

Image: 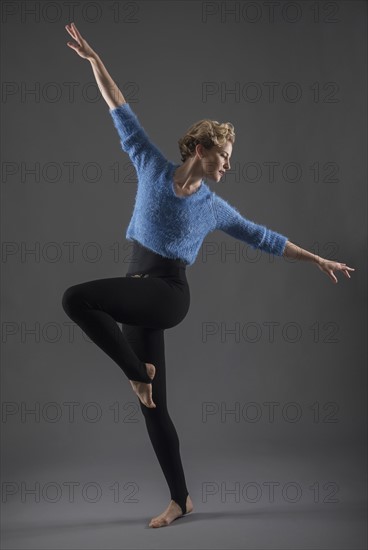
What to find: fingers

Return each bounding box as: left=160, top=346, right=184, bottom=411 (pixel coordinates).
left=71, top=22, right=84, bottom=42
left=65, top=23, right=77, bottom=40
left=66, top=30, right=80, bottom=50
left=65, top=22, right=81, bottom=46
left=338, top=263, right=355, bottom=279
left=320, top=260, right=355, bottom=283
left=340, top=263, right=355, bottom=271
left=326, top=266, right=338, bottom=283
left=66, top=42, right=80, bottom=52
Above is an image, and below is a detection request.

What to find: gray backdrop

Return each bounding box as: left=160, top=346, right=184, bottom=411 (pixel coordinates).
left=1, top=0, right=366, bottom=548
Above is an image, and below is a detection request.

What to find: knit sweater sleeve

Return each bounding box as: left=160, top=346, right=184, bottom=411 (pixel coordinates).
left=212, top=193, right=288, bottom=256
left=109, top=102, right=168, bottom=175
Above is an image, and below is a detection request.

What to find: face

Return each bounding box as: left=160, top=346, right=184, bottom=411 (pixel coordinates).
left=199, top=141, right=233, bottom=182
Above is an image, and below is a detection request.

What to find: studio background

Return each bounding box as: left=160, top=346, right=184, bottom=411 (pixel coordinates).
left=1, top=1, right=366, bottom=548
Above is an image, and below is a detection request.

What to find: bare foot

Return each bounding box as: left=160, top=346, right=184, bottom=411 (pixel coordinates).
left=129, top=363, right=156, bottom=408
left=149, top=495, right=194, bottom=528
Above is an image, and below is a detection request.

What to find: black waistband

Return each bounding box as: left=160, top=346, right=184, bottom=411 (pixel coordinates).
left=126, top=240, right=187, bottom=277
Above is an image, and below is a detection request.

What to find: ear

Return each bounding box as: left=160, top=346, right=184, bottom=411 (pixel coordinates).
left=195, top=143, right=205, bottom=159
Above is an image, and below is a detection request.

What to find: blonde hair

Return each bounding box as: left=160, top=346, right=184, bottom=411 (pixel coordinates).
left=178, top=117, right=235, bottom=163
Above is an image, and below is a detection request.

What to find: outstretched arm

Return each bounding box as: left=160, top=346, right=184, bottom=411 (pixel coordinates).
left=212, top=194, right=355, bottom=284
left=65, top=22, right=125, bottom=109
left=283, top=241, right=355, bottom=284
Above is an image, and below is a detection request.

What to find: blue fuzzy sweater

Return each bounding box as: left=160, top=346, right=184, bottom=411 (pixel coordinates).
left=109, top=102, right=288, bottom=266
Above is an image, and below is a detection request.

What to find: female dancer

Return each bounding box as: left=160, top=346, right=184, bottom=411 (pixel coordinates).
left=62, top=22, right=355, bottom=528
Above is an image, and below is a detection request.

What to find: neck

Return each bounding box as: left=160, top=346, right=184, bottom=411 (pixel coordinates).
left=174, top=159, right=203, bottom=190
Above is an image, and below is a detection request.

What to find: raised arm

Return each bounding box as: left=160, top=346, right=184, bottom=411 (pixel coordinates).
left=65, top=21, right=168, bottom=175
left=65, top=22, right=125, bottom=109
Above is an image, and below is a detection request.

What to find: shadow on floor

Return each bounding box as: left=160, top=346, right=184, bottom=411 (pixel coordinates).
left=3, top=500, right=365, bottom=540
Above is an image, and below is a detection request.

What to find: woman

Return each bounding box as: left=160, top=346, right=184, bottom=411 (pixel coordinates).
left=62, top=22, right=355, bottom=528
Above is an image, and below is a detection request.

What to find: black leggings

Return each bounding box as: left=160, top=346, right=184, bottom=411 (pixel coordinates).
left=61, top=240, right=191, bottom=515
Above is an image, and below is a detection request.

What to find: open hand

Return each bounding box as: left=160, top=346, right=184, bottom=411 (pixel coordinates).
left=317, top=258, right=355, bottom=284
left=65, top=22, right=96, bottom=60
